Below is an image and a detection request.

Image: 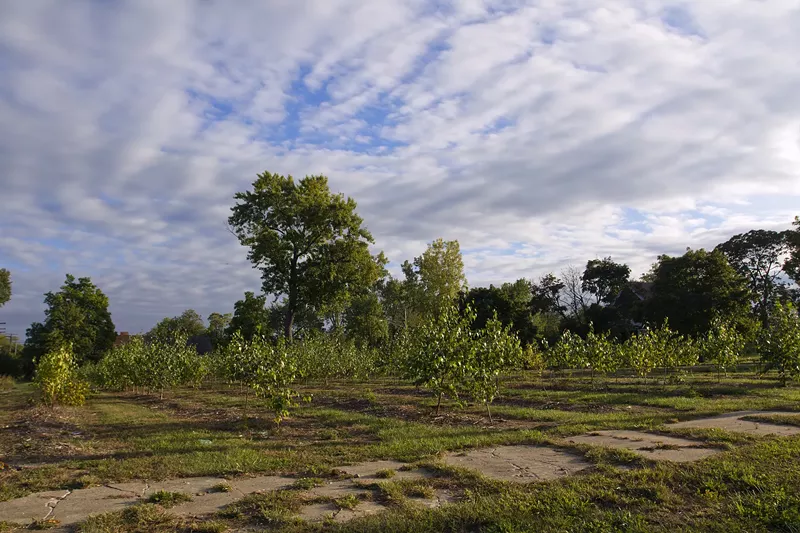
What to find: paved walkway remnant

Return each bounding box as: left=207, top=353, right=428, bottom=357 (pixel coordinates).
left=666, top=410, right=800, bottom=437
left=566, top=430, right=720, bottom=462
left=442, top=445, right=592, bottom=482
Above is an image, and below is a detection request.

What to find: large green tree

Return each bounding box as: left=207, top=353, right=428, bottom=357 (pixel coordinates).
left=147, top=309, right=206, bottom=342
left=716, top=229, right=792, bottom=325
left=24, top=274, right=116, bottom=366
left=461, top=279, right=535, bottom=344
left=229, top=172, right=379, bottom=340
left=645, top=249, right=753, bottom=337
left=226, top=292, right=272, bottom=341
left=0, top=268, right=10, bottom=308
left=582, top=257, right=631, bottom=305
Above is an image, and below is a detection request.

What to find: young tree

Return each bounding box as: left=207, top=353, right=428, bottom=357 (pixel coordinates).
left=24, top=275, right=116, bottom=366
left=229, top=172, right=379, bottom=341
left=716, top=229, right=792, bottom=326
left=461, top=279, right=535, bottom=344
left=0, top=268, right=10, bottom=308
left=758, top=301, right=800, bottom=386
left=226, top=292, right=272, bottom=341
left=466, top=315, right=523, bottom=422
left=702, top=316, right=745, bottom=380
left=645, top=249, right=753, bottom=337
left=403, top=304, right=475, bottom=414
left=582, top=257, right=631, bottom=305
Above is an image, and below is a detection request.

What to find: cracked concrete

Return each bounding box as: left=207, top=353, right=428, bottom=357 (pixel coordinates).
left=442, top=445, right=592, bottom=482
left=666, top=411, right=800, bottom=437
left=566, top=430, right=720, bottom=462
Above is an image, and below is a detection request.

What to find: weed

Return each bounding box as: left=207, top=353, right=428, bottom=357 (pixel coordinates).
left=335, top=493, right=362, bottom=510
left=210, top=482, right=233, bottom=493
left=375, top=469, right=396, bottom=479
left=146, top=490, right=193, bottom=508
left=292, top=477, right=323, bottom=490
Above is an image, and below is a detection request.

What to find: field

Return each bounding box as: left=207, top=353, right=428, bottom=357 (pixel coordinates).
left=1, top=371, right=800, bottom=532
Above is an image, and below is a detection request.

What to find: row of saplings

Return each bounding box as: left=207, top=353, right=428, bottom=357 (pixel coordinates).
left=33, top=302, right=800, bottom=422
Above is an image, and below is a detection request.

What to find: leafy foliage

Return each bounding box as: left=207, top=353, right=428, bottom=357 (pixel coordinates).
left=34, top=343, right=88, bottom=406
left=701, top=316, right=746, bottom=378
left=582, top=257, right=631, bottom=304
left=147, top=310, right=206, bottom=342
left=466, top=315, right=524, bottom=420
left=716, top=229, right=792, bottom=325
left=402, top=304, right=476, bottom=413
left=225, top=292, right=271, bottom=341
left=228, top=171, right=379, bottom=340
left=646, top=249, right=753, bottom=337
left=24, top=275, right=115, bottom=367
left=758, top=302, right=800, bottom=385
left=0, top=268, right=10, bottom=308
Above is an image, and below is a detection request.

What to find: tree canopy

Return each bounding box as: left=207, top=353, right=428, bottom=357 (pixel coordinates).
left=148, top=309, right=206, bottom=342
left=226, top=292, right=272, bottom=341
left=716, top=229, right=792, bottom=325
left=582, top=257, right=631, bottom=304
left=0, top=268, right=10, bottom=308
left=229, top=172, right=380, bottom=340
left=24, top=274, right=115, bottom=366
left=645, top=249, right=753, bottom=337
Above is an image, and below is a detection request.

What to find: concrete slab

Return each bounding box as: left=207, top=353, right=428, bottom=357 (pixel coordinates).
left=667, top=411, right=800, bottom=437
left=306, top=479, right=369, bottom=499
left=333, top=500, right=388, bottom=522
left=0, top=490, right=70, bottom=525
left=50, top=486, right=140, bottom=526
left=168, top=491, right=240, bottom=517
left=409, top=490, right=456, bottom=509
left=229, top=475, right=292, bottom=495
left=442, top=445, right=591, bottom=482
left=338, top=460, right=427, bottom=482
left=147, top=476, right=225, bottom=497
left=567, top=430, right=719, bottom=462
left=298, top=501, right=338, bottom=522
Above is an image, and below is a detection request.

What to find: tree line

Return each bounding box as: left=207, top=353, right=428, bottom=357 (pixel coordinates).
left=3, top=171, right=800, bottom=415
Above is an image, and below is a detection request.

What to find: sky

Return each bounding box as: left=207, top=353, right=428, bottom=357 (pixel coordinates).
left=1, top=0, right=799, bottom=337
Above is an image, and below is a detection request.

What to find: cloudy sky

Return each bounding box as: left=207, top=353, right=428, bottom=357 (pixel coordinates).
left=1, top=0, right=799, bottom=336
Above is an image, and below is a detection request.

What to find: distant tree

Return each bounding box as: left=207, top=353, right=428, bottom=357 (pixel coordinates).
left=582, top=257, right=631, bottom=305
left=378, top=262, right=423, bottom=333
left=645, top=249, right=753, bottom=337
left=23, top=274, right=116, bottom=366
left=229, top=172, right=379, bottom=340
left=412, top=238, right=467, bottom=318
left=529, top=273, right=565, bottom=316
left=343, top=290, right=389, bottom=348
left=716, top=229, right=792, bottom=325
left=785, top=216, right=800, bottom=285
left=226, top=292, right=272, bottom=341
left=148, top=309, right=206, bottom=342
left=560, top=265, right=590, bottom=324
left=207, top=312, right=232, bottom=348
left=461, top=279, right=535, bottom=344
left=0, top=268, right=10, bottom=308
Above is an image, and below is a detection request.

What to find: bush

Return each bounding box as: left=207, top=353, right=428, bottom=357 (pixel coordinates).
left=34, top=344, right=88, bottom=406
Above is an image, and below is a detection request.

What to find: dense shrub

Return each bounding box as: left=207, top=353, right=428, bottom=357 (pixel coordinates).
left=34, top=344, right=88, bottom=406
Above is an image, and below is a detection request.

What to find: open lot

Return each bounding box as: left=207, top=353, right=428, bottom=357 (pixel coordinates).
left=1, top=372, right=800, bottom=532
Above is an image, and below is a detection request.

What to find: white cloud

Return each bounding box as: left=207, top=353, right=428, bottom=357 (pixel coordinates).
left=0, top=0, right=798, bottom=335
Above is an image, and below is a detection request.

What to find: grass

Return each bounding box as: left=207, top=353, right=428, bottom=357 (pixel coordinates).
left=1, top=372, right=800, bottom=531
left=146, top=490, right=193, bottom=508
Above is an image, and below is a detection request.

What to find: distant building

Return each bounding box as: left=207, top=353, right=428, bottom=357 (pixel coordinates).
left=114, top=332, right=131, bottom=347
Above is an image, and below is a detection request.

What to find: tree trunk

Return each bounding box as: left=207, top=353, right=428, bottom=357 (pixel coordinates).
left=285, top=251, right=298, bottom=342
left=284, top=308, right=295, bottom=342
left=486, top=402, right=493, bottom=423
left=436, top=391, right=443, bottom=415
